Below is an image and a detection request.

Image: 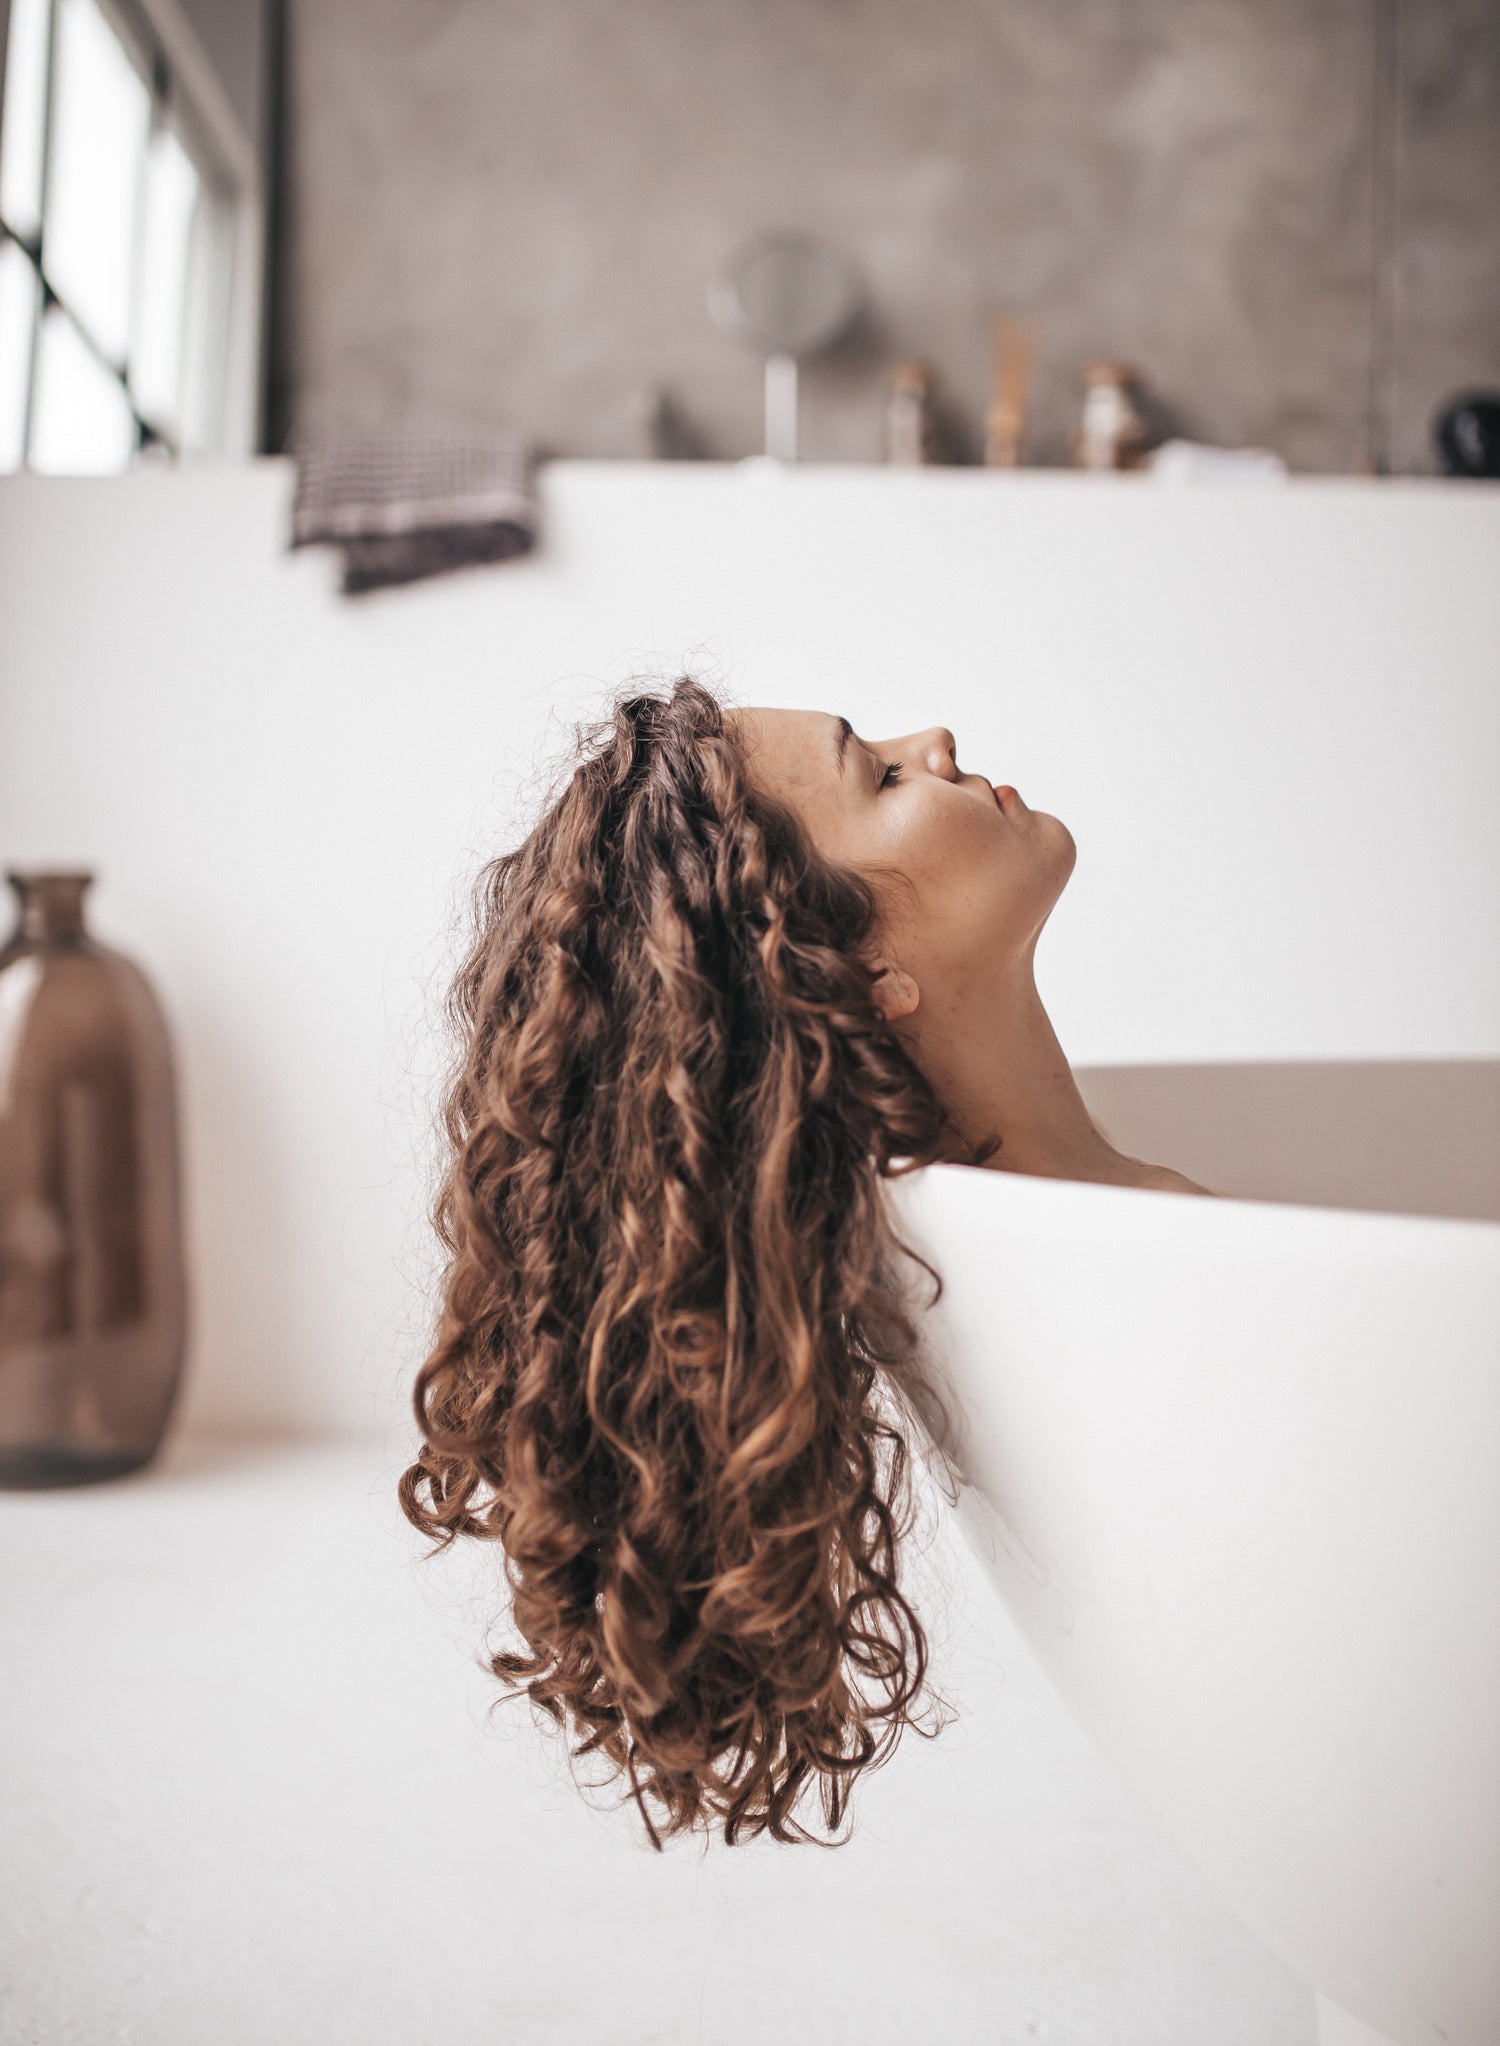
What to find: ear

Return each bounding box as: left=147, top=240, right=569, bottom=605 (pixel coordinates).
left=871, top=965, right=921, bottom=1022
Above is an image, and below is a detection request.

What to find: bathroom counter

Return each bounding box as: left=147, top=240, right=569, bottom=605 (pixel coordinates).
left=0, top=1429, right=1315, bottom=2045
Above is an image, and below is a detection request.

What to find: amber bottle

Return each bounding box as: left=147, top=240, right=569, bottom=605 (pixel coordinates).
left=0, top=872, right=187, bottom=1486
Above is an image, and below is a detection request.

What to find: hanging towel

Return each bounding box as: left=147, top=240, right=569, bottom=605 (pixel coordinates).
left=289, top=423, right=539, bottom=594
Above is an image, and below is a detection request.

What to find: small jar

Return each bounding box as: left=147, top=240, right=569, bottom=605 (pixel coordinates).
left=0, top=872, right=188, bottom=1487
left=1074, top=360, right=1149, bottom=470
left=885, top=359, right=938, bottom=466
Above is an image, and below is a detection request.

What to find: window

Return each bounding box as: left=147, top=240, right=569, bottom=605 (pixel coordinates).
left=0, top=0, right=261, bottom=472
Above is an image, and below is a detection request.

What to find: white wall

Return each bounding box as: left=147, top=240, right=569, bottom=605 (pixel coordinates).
left=1, top=461, right=1497, bottom=1439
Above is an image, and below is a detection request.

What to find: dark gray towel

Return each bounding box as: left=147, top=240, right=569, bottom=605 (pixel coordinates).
left=289, top=424, right=538, bottom=594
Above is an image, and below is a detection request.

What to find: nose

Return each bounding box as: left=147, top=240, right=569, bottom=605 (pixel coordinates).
left=908, top=726, right=959, bottom=779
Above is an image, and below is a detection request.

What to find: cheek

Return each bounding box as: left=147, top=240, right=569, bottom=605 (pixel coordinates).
left=898, top=787, right=996, bottom=889
left=897, top=792, right=1044, bottom=948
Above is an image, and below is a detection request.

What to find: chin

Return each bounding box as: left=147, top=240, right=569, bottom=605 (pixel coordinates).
left=1036, top=809, right=1078, bottom=886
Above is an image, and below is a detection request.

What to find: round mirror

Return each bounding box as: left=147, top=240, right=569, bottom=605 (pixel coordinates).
left=708, top=230, right=863, bottom=360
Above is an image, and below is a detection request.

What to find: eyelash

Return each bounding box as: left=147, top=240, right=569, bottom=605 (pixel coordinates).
left=879, top=760, right=904, bottom=790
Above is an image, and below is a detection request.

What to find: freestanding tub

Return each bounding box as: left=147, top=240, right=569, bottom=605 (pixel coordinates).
left=885, top=1060, right=1500, bottom=2046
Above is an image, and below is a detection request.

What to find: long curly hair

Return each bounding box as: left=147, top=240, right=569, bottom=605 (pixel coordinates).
left=398, top=673, right=996, bottom=1851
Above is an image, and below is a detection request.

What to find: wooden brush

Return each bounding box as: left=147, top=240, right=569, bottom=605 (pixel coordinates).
left=984, top=315, right=1033, bottom=468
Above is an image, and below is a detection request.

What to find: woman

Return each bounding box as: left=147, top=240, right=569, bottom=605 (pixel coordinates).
left=399, top=675, right=1216, bottom=1856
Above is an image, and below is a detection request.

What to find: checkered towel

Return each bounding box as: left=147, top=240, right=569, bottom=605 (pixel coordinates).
left=289, top=423, right=539, bottom=594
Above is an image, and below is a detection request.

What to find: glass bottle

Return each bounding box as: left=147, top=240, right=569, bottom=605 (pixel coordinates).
left=0, top=872, right=187, bottom=1486
left=885, top=359, right=937, bottom=465
left=1073, top=359, right=1149, bottom=470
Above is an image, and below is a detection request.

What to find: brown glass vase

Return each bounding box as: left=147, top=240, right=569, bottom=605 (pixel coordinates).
left=0, top=872, right=188, bottom=1487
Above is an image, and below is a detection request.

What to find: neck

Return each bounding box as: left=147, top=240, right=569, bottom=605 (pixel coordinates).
left=903, top=954, right=1140, bottom=1184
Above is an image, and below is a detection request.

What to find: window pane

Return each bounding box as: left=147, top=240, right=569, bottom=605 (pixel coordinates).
left=30, top=302, right=136, bottom=471
left=129, top=122, right=198, bottom=430
left=0, top=0, right=51, bottom=239
left=44, top=0, right=150, bottom=365
left=178, top=177, right=228, bottom=451
left=0, top=236, right=39, bottom=468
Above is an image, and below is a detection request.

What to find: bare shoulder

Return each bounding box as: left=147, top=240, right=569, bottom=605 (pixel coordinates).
left=1130, top=1162, right=1225, bottom=1198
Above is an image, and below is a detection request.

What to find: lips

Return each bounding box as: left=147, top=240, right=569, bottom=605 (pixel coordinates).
left=992, top=783, right=1018, bottom=812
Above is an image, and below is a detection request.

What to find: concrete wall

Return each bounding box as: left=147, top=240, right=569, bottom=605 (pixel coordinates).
left=176, top=0, right=272, bottom=166
left=1, top=463, right=1497, bottom=1438
left=275, top=0, right=1500, bottom=472
left=1390, top=0, right=1500, bottom=472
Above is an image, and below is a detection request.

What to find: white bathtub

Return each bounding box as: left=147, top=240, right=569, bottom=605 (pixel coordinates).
left=886, top=1060, right=1500, bottom=2046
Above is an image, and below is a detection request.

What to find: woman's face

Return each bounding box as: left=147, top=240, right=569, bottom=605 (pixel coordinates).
left=730, top=706, right=1076, bottom=1009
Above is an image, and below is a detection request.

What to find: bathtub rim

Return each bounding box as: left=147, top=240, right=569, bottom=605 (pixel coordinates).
left=882, top=1154, right=1500, bottom=1253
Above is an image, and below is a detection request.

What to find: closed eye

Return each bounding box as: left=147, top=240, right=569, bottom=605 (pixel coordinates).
left=879, top=759, right=904, bottom=790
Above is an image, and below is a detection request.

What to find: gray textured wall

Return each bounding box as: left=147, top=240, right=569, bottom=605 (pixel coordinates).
left=276, top=0, right=1500, bottom=472
left=178, top=0, right=271, bottom=164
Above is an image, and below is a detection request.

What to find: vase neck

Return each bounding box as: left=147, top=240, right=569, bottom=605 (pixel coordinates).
left=7, top=871, right=94, bottom=944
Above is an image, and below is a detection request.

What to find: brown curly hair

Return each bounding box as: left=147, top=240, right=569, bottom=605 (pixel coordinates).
left=398, top=673, right=996, bottom=1851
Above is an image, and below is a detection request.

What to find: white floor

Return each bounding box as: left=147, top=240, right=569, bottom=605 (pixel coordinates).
left=0, top=1431, right=1314, bottom=2045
